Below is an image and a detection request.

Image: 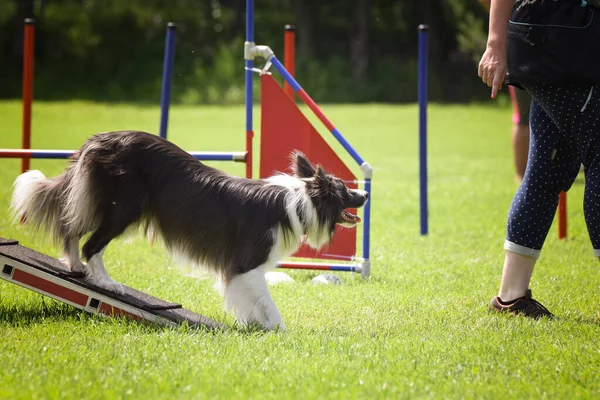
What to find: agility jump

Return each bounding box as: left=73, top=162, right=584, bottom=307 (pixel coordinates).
left=243, top=0, right=373, bottom=276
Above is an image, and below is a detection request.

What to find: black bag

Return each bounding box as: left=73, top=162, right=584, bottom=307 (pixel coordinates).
left=507, top=0, right=600, bottom=86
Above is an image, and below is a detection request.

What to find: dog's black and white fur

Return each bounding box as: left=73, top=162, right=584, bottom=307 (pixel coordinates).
left=11, top=131, right=368, bottom=330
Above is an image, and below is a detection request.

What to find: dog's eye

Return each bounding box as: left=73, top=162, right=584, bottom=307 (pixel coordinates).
left=341, top=189, right=350, bottom=201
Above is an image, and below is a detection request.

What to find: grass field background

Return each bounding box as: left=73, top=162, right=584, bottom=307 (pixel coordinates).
left=0, top=100, right=598, bottom=399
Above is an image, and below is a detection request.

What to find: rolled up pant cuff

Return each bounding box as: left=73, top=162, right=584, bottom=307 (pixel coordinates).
left=504, top=240, right=541, bottom=259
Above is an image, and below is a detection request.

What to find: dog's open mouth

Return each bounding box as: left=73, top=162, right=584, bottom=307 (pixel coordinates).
left=340, top=210, right=361, bottom=224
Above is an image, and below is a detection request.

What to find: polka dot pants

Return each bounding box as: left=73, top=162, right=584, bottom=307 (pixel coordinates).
left=504, top=84, right=600, bottom=258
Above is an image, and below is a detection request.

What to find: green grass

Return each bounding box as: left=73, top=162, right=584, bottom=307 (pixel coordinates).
left=0, top=100, right=598, bottom=399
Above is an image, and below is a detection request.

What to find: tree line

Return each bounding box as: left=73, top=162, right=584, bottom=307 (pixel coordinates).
left=0, top=0, right=492, bottom=104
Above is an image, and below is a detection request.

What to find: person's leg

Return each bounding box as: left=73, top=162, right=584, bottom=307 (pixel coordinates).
left=525, top=85, right=600, bottom=257
left=499, top=97, right=580, bottom=302
left=491, top=85, right=600, bottom=318
left=498, top=252, right=535, bottom=302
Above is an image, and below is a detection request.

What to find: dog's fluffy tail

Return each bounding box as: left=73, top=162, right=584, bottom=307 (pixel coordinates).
left=11, top=140, right=114, bottom=247
left=11, top=170, right=67, bottom=239
left=11, top=146, right=102, bottom=245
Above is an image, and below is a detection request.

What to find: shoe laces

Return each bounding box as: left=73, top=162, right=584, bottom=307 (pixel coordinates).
left=520, top=289, right=553, bottom=318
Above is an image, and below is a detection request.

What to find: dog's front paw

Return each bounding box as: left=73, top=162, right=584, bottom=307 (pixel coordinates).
left=265, top=320, right=286, bottom=331
left=225, top=269, right=286, bottom=332
left=236, top=306, right=286, bottom=331
left=240, top=319, right=286, bottom=332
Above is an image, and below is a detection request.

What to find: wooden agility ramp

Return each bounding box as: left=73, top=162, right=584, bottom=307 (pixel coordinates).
left=0, top=237, right=224, bottom=330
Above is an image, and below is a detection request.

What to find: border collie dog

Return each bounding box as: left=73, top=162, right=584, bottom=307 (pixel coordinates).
left=11, top=131, right=368, bottom=330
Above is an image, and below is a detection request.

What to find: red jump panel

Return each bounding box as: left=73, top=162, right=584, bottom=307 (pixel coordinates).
left=260, top=75, right=357, bottom=261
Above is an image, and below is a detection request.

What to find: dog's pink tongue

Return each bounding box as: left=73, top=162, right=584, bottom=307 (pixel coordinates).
left=342, top=211, right=361, bottom=223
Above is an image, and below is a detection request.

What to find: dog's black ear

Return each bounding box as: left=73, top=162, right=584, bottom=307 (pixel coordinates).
left=314, top=165, right=333, bottom=188
left=316, top=165, right=328, bottom=179
left=292, top=151, right=316, bottom=178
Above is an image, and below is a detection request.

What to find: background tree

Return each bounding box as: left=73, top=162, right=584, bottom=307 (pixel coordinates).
left=0, top=0, right=491, bottom=104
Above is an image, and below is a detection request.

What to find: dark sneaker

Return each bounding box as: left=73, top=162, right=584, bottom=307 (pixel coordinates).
left=489, top=289, right=554, bottom=319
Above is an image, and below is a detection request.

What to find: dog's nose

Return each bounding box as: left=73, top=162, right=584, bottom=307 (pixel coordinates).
left=352, top=189, right=369, bottom=204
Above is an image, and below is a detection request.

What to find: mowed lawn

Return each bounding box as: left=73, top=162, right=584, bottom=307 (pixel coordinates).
left=0, top=100, right=598, bottom=399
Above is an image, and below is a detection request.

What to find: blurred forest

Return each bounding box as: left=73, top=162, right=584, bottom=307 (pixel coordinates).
left=0, top=0, right=491, bottom=104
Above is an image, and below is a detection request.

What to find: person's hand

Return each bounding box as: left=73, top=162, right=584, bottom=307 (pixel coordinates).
left=478, top=42, right=507, bottom=98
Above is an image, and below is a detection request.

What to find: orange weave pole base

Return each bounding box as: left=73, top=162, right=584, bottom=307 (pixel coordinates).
left=558, top=191, right=567, bottom=239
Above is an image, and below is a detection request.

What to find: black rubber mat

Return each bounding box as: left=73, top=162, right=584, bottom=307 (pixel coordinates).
left=0, top=237, right=224, bottom=330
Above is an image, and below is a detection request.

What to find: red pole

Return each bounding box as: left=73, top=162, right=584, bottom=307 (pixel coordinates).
left=283, top=24, right=296, bottom=99
left=558, top=191, right=567, bottom=239
left=21, top=18, right=35, bottom=173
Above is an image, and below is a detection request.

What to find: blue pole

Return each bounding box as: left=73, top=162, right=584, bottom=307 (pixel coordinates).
left=0, top=149, right=247, bottom=161
left=363, top=179, right=372, bottom=261
left=245, top=0, right=254, bottom=134
left=159, top=23, right=177, bottom=139
left=31, top=150, right=75, bottom=159
left=418, top=25, right=429, bottom=236
left=244, top=0, right=254, bottom=178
